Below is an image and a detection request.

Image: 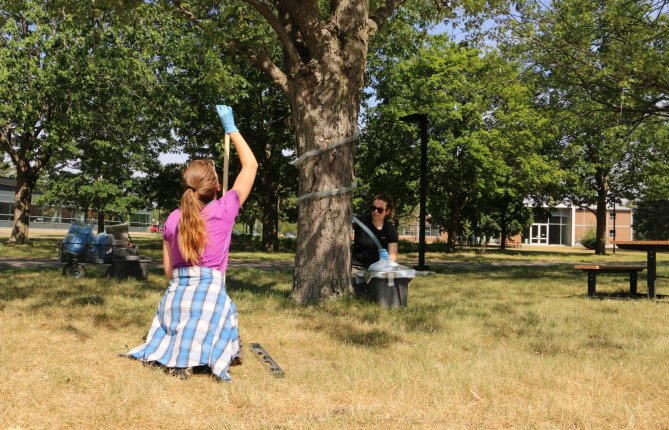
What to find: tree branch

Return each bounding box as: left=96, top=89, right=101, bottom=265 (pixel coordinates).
left=0, top=130, right=19, bottom=165
left=243, top=0, right=302, bottom=67
left=171, top=0, right=202, bottom=27
left=249, top=50, right=290, bottom=95
left=368, top=0, right=406, bottom=35
left=275, top=0, right=327, bottom=58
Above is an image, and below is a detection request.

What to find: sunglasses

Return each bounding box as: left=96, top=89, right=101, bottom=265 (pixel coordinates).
left=371, top=206, right=388, bottom=214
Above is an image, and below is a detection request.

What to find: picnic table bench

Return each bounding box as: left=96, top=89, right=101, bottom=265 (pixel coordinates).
left=575, top=264, right=645, bottom=297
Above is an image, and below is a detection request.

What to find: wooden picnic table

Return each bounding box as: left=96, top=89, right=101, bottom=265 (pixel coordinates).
left=615, top=241, right=669, bottom=298
left=574, top=264, right=645, bottom=297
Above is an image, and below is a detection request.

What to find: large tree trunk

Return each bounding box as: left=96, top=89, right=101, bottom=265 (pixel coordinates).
left=290, top=83, right=358, bottom=303
left=445, top=195, right=468, bottom=252
left=595, top=197, right=608, bottom=255
left=261, top=190, right=279, bottom=252
left=9, top=170, right=36, bottom=244
left=595, top=171, right=609, bottom=255
left=500, top=210, right=508, bottom=251
left=97, top=210, right=105, bottom=234
left=281, top=3, right=368, bottom=304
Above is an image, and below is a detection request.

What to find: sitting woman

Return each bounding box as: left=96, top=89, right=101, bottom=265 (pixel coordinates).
left=351, top=194, right=399, bottom=269
left=127, top=106, right=257, bottom=381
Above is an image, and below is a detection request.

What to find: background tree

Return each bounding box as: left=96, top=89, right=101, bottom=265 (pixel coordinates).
left=138, top=162, right=184, bottom=222
left=624, top=117, right=669, bottom=201
left=497, top=0, right=668, bottom=119
left=162, top=0, right=509, bottom=303
left=0, top=159, right=13, bottom=178
left=38, top=3, right=170, bottom=232
left=361, top=35, right=555, bottom=250
left=232, top=68, right=297, bottom=251
left=0, top=0, right=83, bottom=242
left=498, top=0, right=669, bottom=254
left=354, top=9, right=430, bottom=222
left=144, top=20, right=298, bottom=251
left=633, top=198, right=669, bottom=240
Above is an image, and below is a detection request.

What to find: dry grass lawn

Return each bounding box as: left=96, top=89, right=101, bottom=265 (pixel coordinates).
left=1, top=238, right=669, bottom=429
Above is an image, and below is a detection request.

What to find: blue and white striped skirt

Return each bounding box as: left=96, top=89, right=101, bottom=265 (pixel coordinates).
left=128, top=266, right=240, bottom=381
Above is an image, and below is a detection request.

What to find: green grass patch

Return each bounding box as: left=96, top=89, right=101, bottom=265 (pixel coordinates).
left=1, top=242, right=669, bottom=428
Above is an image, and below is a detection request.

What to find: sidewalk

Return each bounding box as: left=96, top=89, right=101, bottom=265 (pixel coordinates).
left=0, top=256, right=573, bottom=272
left=0, top=257, right=295, bottom=272
left=0, top=257, right=62, bottom=270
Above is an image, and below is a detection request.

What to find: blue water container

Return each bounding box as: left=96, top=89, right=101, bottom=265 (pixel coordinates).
left=62, top=223, right=93, bottom=255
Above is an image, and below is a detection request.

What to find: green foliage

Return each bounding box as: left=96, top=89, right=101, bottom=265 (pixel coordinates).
left=580, top=228, right=598, bottom=250
left=632, top=199, right=669, bottom=241
left=478, top=215, right=501, bottom=243
left=137, top=163, right=184, bottom=213
left=0, top=0, right=94, bottom=240
left=498, top=0, right=669, bottom=120
left=33, top=3, right=181, bottom=224
left=361, top=31, right=558, bottom=248
left=231, top=67, right=298, bottom=250
left=494, top=0, right=669, bottom=254
left=628, top=119, right=669, bottom=200
left=0, top=0, right=81, bottom=170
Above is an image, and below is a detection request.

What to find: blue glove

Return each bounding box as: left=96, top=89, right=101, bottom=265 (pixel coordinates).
left=216, top=105, right=239, bottom=134
left=379, top=249, right=389, bottom=260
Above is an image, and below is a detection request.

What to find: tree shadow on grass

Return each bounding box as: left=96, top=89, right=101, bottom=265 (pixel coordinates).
left=0, top=265, right=292, bottom=308
left=226, top=277, right=291, bottom=299
left=588, top=291, right=669, bottom=301
left=225, top=268, right=293, bottom=302
left=0, top=265, right=164, bottom=308
left=469, top=249, right=593, bottom=259
left=306, top=319, right=401, bottom=348
left=431, top=264, right=579, bottom=281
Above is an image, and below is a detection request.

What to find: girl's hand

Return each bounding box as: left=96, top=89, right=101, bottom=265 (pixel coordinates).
left=216, top=105, right=239, bottom=134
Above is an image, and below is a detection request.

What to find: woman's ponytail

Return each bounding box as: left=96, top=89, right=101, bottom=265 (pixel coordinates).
left=178, top=160, right=219, bottom=265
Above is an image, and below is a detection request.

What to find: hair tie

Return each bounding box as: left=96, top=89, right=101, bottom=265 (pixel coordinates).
left=186, top=185, right=196, bottom=192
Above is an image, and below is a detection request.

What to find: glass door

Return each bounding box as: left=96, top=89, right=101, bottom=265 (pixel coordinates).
left=531, top=224, right=549, bottom=244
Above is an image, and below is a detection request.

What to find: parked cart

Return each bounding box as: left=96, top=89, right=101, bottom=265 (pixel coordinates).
left=60, top=223, right=151, bottom=280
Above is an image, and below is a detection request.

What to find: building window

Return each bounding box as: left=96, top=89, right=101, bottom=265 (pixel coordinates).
left=0, top=202, right=13, bottom=221
left=399, top=224, right=440, bottom=237
left=130, top=213, right=152, bottom=228
left=609, top=212, right=616, bottom=221
left=609, top=229, right=616, bottom=238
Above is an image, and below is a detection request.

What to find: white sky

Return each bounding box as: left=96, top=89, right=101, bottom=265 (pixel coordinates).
left=159, top=152, right=189, bottom=165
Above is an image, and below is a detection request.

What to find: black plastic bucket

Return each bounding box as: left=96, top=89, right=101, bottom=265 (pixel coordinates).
left=353, top=272, right=411, bottom=308
left=111, top=256, right=151, bottom=281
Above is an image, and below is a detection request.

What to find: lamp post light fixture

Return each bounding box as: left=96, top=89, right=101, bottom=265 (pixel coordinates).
left=400, top=113, right=430, bottom=271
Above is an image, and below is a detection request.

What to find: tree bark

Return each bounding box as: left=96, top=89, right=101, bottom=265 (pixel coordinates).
left=261, top=190, right=279, bottom=251
left=260, top=2, right=367, bottom=304
left=97, top=210, right=105, bottom=234
left=500, top=208, right=508, bottom=251
left=9, top=170, right=35, bottom=244
left=595, top=170, right=609, bottom=255
left=290, top=76, right=358, bottom=303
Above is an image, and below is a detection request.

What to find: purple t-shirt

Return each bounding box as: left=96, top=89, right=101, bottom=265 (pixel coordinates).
left=163, top=190, right=240, bottom=274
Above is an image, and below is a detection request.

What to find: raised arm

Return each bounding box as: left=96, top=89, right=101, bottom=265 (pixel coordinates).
left=229, top=132, right=258, bottom=206
left=216, top=105, right=258, bottom=206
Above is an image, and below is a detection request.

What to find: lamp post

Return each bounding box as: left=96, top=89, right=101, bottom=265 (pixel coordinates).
left=400, top=113, right=429, bottom=271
